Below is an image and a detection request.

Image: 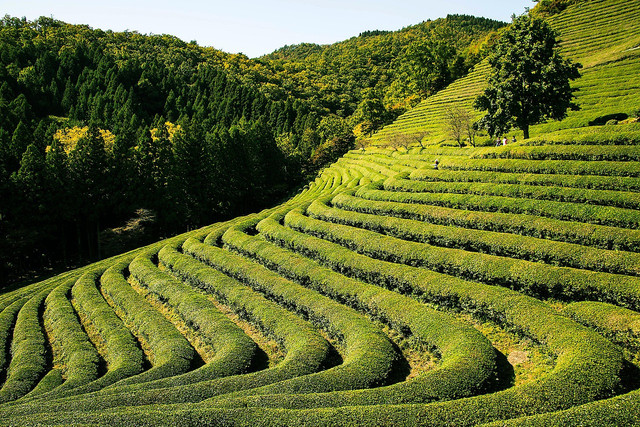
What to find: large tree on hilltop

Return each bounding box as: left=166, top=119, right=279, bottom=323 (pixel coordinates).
left=474, top=14, right=581, bottom=139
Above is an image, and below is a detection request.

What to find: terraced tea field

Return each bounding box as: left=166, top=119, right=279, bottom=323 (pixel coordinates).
left=368, top=0, right=640, bottom=145
left=2, top=0, right=640, bottom=425
left=0, top=139, right=639, bottom=425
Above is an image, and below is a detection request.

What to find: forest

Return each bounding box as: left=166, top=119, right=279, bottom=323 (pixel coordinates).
left=0, top=14, right=504, bottom=284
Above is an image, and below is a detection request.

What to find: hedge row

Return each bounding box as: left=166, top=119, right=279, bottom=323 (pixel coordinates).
left=523, top=124, right=640, bottom=146
left=159, top=241, right=339, bottom=397
left=0, top=269, right=79, bottom=314
left=127, top=250, right=258, bottom=388
left=0, top=234, right=333, bottom=419
left=336, top=159, right=388, bottom=181
left=308, top=198, right=640, bottom=276
left=214, top=215, right=498, bottom=408
left=182, top=229, right=400, bottom=399
left=35, top=277, right=102, bottom=397
left=98, top=261, right=195, bottom=387
left=409, top=167, right=640, bottom=193
left=286, top=208, right=640, bottom=309
left=487, top=300, right=640, bottom=426
left=252, top=207, right=625, bottom=425
left=21, top=369, right=64, bottom=399
left=481, top=390, right=640, bottom=426
left=386, top=175, right=640, bottom=211
left=562, top=301, right=640, bottom=352
left=67, top=268, right=145, bottom=394
left=439, top=157, right=640, bottom=177
left=362, top=182, right=640, bottom=229
left=471, top=144, right=640, bottom=161
left=333, top=190, right=640, bottom=252
left=0, top=298, right=27, bottom=387
left=345, top=152, right=429, bottom=171
left=482, top=301, right=640, bottom=426
left=0, top=288, right=52, bottom=403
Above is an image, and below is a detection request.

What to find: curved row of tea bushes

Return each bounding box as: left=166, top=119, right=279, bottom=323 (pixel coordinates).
left=386, top=175, right=640, bottom=210
left=340, top=157, right=412, bottom=177
left=481, top=390, right=640, bottom=427
left=128, top=251, right=258, bottom=385
left=253, top=208, right=625, bottom=425
left=335, top=190, right=640, bottom=251
left=471, top=144, right=640, bottom=161
left=522, top=127, right=640, bottom=146
left=37, top=277, right=101, bottom=396
left=159, top=243, right=334, bottom=399
left=336, top=159, right=388, bottom=181
left=215, top=215, right=498, bottom=408
left=0, top=298, right=27, bottom=385
left=98, top=263, right=195, bottom=387
left=484, top=300, right=640, bottom=426
left=439, top=157, right=640, bottom=177
left=67, top=268, right=146, bottom=393
left=308, top=198, right=640, bottom=276
left=348, top=152, right=428, bottom=169
left=183, top=231, right=400, bottom=398
left=0, top=237, right=334, bottom=420
left=409, top=168, right=640, bottom=193
left=5, top=382, right=639, bottom=426
left=562, top=301, right=640, bottom=352
left=361, top=183, right=640, bottom=229
left=285, top=208, right=640, bottom=308
left=0, top=288, right=52, bottom=403
left=0, top=270, right=79, bottom=314
left=350, top=156, right=418, bottom=175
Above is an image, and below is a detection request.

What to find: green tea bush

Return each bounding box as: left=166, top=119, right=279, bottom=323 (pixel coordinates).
left=183, top=229, right=400, bottom=398
left=369, top=181, right=640, bottom=229
left=99, top=261, right=195, bottom=387
left=250, top=207, right=624, bottom=425
left=308, top=198, right=640, bottom=276
left=440, top=157, right=640, bottom=177
left=286, top=207, right=640, bottom=308
left=386, top=175, right=640, bottom=210
left=471, top=144, right=640, bottom=161
left=410, top=168, right=640, bottom=192
left=562, top=301, right=640, bottom=352
left=38, top=278, right=102, bottom=395
left=129, top=250, right=258, bottom=385
left=213, top=215, right=499, bottom=408
left=334, top=189, right=640, bottom=251
left=0, top=289, right=51, bottom=403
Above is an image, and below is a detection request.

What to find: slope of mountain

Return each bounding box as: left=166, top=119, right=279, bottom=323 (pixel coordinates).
left=368, top=0, right=640, bottom=145
left=0, top=1, right=639, bottom=425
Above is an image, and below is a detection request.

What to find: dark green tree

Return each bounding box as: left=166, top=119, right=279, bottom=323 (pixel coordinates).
left=474, top=14, right=581, bottom=139
left=68, top=125, right=108, bottom=259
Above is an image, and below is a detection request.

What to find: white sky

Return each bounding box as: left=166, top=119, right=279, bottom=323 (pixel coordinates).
left=2, top=0, right=533, bottom=58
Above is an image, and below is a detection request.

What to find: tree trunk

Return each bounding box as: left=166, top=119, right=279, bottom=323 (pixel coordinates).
left=76, top=222, right=83, bottom=263
left=523, top=124, right=530, bottom=140
left=96, top=220, right=101, bottom=260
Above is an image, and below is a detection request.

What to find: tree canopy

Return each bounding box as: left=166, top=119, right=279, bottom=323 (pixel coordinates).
left=0, top=13, right=504, bottom=284
left=474, top=14, right=581, bottom=139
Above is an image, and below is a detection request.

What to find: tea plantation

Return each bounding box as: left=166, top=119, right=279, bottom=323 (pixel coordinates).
left=1, top=0, right=640, bottom=425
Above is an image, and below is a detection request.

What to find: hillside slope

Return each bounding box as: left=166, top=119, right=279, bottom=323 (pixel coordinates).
left=1, top=0, right=640, bottom=425
left=368, top=0, right=640, bottom=145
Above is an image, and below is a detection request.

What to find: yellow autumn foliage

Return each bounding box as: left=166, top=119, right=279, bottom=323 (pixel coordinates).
left=52, top=126, right=116, bottom=154
left=150, top=121, right=182, bottom=142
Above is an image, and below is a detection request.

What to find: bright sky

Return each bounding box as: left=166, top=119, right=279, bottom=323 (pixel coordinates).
left=3, top=0, right=533, bottom=58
